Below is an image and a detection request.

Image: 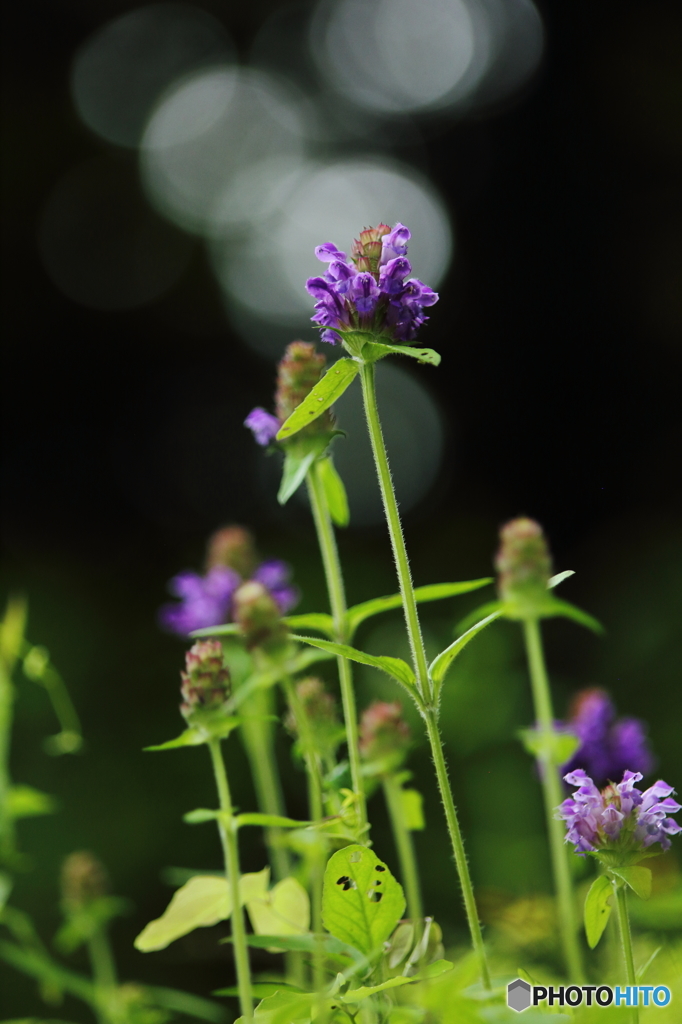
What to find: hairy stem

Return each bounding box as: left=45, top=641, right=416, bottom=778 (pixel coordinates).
left=359, top=361, right=490, bottom=990
left=306, top=462, right=367, bottom=836
left=523, top=618, right=584, bottom=983
left=208, top=738, right=253, bottom=1021
left=613, top=881, right=639, bottom=1024
left=382, top=774, right=423, bottom=924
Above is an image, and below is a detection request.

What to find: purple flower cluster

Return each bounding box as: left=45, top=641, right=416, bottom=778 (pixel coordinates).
left=559, top=769, right=681, bottom=856
left=561, top=688, right=654, bottom=787
left=305, top=223, right=438, bottom=345
left=159, top=560, right=298, bottom=638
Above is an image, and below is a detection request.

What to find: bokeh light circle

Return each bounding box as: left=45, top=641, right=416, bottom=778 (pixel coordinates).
left=71, top=3, right=235, bottom=148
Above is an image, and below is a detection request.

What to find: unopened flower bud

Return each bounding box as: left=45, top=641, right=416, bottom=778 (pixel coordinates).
left=495, top=517, right=553, bottom=618
left=351, top=224, right=391, bottom=273
left=180, top=640, right=231, bottom=721
left=275, top=341, right=334, bottom=436
left=232, top=581, right=288, bottom=651
left=285, top=677, right=340, bottom=751
left=61, top=851, right=109, bottom=910
left=205, top=525, right=257, bottom=578
left=359, top=701, right=411, bottom=770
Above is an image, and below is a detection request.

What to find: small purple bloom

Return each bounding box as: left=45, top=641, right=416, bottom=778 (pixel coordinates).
left=244, top=407, right=281, bottom=446
left=558, top=769, right=681, bottom=857
left=252, top=559, right=299, bottom=614
left=380, top=223, right=411, bottom=263
left=561, top=688, right=655, bottom=787
left=315, top=242, right=347, bottom=262
left=159, top=567, right=240, bottom=637
left=379, top=256, right=412, bottom=296
left=349, top=271, right=380, bottom=313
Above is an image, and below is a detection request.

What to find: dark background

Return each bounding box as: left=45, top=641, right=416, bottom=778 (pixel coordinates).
left=2, top=0, right=681, bottom=1019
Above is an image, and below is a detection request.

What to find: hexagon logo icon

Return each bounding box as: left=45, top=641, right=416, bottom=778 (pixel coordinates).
left=507, top=978, right=532, bottom=1012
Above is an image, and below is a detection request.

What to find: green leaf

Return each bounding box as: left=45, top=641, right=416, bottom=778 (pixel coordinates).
left=317, top=457, right=349, bottom=527
left=545, top=598, right=604, bottom=634
left=234, top=990, right=314, bottom=1024
left=142, top=985, right=229, bottom=1023
left=277, top=448, right=317, bottom=505
left=548, top=570, right=575, bottom=589
left=584, top=874, right=613, bottom=948
left=346, top=579, right=492, bottom=638
left=144, top=729, right=206, bottom=751
left=362, top=340, right=441, bottom=367
left=282, top=614, right=335, bottom=638
left=190, top=623, right=241, bottom=638
left=276, top=359, right=359, bottom=441
left=400, top=789, right=425, bottom=831
left=322, top=844, right=406, bottom=955
left=429, top=611, right=502, bottom=685
left=6, top=786, right=57, bottom=819
left=343, top=960, right=453, bottom=1003
left=518, top=728, right=581, bottom=765
left=134, top=869, right=269, bottom=951
left=612, top=866, right=652, bottom=900
left=0, top=872, right=12, bottom=911
left=224, top=932, right=362, bottom=960
left=246, top=877, right=310, bottom=937
left=287, top=647, right=337, bottom=674
left=454, top=601, right=503, bottom=635
left=183, top=808, right=221, bottom=825
left=235, top=814, right=311, bottom=829
left=290, top=635, right=415, bottom=688
left=214, top=983, right=304, bottom=998
left=54, top=897, right=130, bottom=954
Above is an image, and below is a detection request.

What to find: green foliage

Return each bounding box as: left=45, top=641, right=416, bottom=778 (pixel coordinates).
left=322, top=844, right=405, bottom=955
left=346, top=579, right=492, bottom=638
left=547, top=570, right=575, bottom=588
left=400, top=788, right=425, bottom=831
left=245, top=877, right=310, bottom=937
left=611, top=865, right=652, bottom=900
left=276, top=359, right=359, bottom=441
left=343, top=959, right=453, bottom=1002
left=429, top=611, right=502, bottom=689
left=361, top=340, right=442, bottom=366
left=543, top=598, right=604, bottom=634
left=290, top=635, right=415, bottom=688
left=54, top=896, right=130, bottom=954
left=282, top=614, right=335, bottom=638
left=6, top=786, right=57, bottom=819
left=583, top=874, right=612, bottom=948
left=316, top=457, right=349, bottom=527
left=234, top=813, right=311, bottom=829
left=518, top=728, right=581, bottom=764
left=144, top=719, right=240, bottom=752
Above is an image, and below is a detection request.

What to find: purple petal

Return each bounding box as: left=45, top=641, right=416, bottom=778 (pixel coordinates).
left=315, top=242, right=346, bottom=263
left=349, top=271, right=379, bottom=314
left=379, top=256, right=412, bottom=296
left=253, top=559, right=290, bottom=591
left=245, top=407, right=281, bottom=446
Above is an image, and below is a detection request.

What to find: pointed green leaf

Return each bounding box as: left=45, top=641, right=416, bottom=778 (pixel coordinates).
left=612, top=866, right=652, bottom=900
left=322, top=844, right=406, bottom=955
left=144, top=729, right=206, bottom=751
left=278, top=448, right=317, bottom=505
left=215, top=982, right=305, bottom=998
left=7, top=785, right=57, bottom=819
left=548, top=570, right=575, bottom=589
left=287, top=647, right=337, bottom=674
left=545, top=598, right=604, bottom=634
left=454, top=601, right=503, bottom=635
left=317, top=457, right=349, bottom=527
left=183, top=808, right=221, bottom=824
left=518, top=728, right=581, bottom=765
left=142, top=985, right=229, bottom=1023
left=346, top=579, right=492, bottom=637
left=584, top=874, right=613, bottom=948
left=400, top=788, right=425, bottom=831
left=290, top=635, right=414, bottom=688
left=246, top=877, right=310, bottom=937
left=282, top=613, right=335, bottom=638
left=235, top=814, right=311, bottom=829
left=276, top=359, right=359, bottom=441
left=429, top=611, right=502, bottom=685
left=190, top=623, right=241, bottom=638
left=343, top=960, right=453, bottom=1002
left=362, top=340, right=441, bottom=367
left=54, top=896, right=131, bottom=954
left=223, top=932, right=362, bottom=960
left=134, top=870, right=269, bottom=952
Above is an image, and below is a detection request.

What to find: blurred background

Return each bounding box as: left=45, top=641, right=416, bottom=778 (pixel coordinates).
left=1, top=0, right=681, bottom=1017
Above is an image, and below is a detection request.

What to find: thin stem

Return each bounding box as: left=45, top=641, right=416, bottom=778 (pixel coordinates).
left=613, top=881, right=639, bottom=1024
left=358, top=361, right=491, bottom=990
left=306, top=463, right=367, bottom=835
left=208, top=738, right=253, bottom=1021
left=88, top=928, right=118, bottom=1024
left=522, top=618, right=584, bottom=983
left=0, top=662, right=15, bottom=866
left=382, top=774, right=423, bottom=923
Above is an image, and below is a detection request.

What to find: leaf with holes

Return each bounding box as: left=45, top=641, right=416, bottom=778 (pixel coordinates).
left=322, top=845, right=405, bottom=955
left=276, top=359, right=359, bottom=441
left=584, top=874, right=613, bottom=949
left=345, top=579, right=492, bottom=638
left=290, top=635, right=414, bottom=688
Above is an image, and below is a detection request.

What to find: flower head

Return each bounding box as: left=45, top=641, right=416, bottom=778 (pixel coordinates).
left=61, top=851, right=109, bottom=910
left=561, top=688, right=655, bottom=787
left=285, top=677, right=341, bottom=756
left=306, top=222, right=438, bottom=345
left=206, top=525, right=258, bottom=578
left=495, top=517, right=554, bottom=618
left=180, top=640, right=232, bottom=722
left=359, top=700, right=411, bottom=771
left=232, top=580, right=289, bottom=651
left=558, top=769, right=681, bottom=860
left=245, top=341, right=334, bottom=445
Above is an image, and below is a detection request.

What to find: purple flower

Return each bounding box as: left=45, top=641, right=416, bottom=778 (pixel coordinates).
left=305, top=222, right=438, bottom=345
left=159, top=567, right=240, bottom=636
left=252, top=559, right=299, bottom=614
left=558, top=769, right=681, bottom=857
left=244, top=407, right=281, bottom=446
left=561, top=688, right=655, bottom=787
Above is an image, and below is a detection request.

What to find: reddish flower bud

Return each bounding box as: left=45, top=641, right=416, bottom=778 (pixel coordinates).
left=359, top=700, right=411, bottom=769
left=180, top=640, right=231, bottom=721
left=495, top=517, right=553, bottom=617
left=205, top=525, right=258, bottom=578
left=352, top=224, right=391, bottom=273
left=232, top=581, right=288, bottom=651
left=275, top=341, right=334, bottom=437
left=61, top=851, right=109, bottom=910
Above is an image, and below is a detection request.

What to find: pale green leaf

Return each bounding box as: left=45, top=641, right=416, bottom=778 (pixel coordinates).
left=144, top=729, right=206, bottom=751
left=518, top=728, right=581, bottom=765
left=7, top=786, right=57, bottom=819
left=547, top=570, right=575, bottom=589
left=54, top=897, right=130, bottom=954
left=190, top=623, right=241, bottom=638
left=134, top=869, right=269, bottom=951
left=545, top=598, right=604, bottom=634
left=430, top=611, right=502, bottom=685
left=235, top=813, right=310, bottom=829
left=224, top=932, right=362, bottom=960
left=246, top=877, right=310, bottom=937
left=612, top=866, right=652, bottom=900
left=183, top=808, right=220, bottom=824
left=400, top=789, right=425, bottom=831
left=317, top=457, right=349, bottom=527
left=278, top=449, right=317, bottom=505
left=235, top=990, right=314, bottom=1024
left=362, top=340, right=441, bottom=367
left=290, top=635, right=415, bottom=688
left=584, top=874, right=613, bottom=948
left=276, top=359, right=359, bottom=441
left=322, top=844, right=406, bottom=955
left=343, top=960, right=453, bottom=1003
left=282, top=614, right=335, bottom=638
left=287, top=647, right=337, bottom=674
left=214, top=983, right=304, bottom=998
left=346, top=579, right=492, bottom=638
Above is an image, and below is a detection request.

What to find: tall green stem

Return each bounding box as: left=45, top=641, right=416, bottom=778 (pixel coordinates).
left=382, top=774, right=423, bottom=923
left=0, top=662, right=15, bottom=867
left=522, top=618, right=584, bottom=982
left=613, top=881, right=639, bottom=1024
left=88, top=928, right=118, bottom=1024
left=306, top=463, right=367, bottom=836
left=358, top=361, right=490, bottom=990
left=208, top=738, right=253, bottom=1021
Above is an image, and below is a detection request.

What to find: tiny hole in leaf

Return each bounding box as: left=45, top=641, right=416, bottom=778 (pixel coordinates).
left=375, top=865, right=386, bottom=872
left=336, top=875, right=356, bottom=891
left=367, top=890, right=383, bottom=903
